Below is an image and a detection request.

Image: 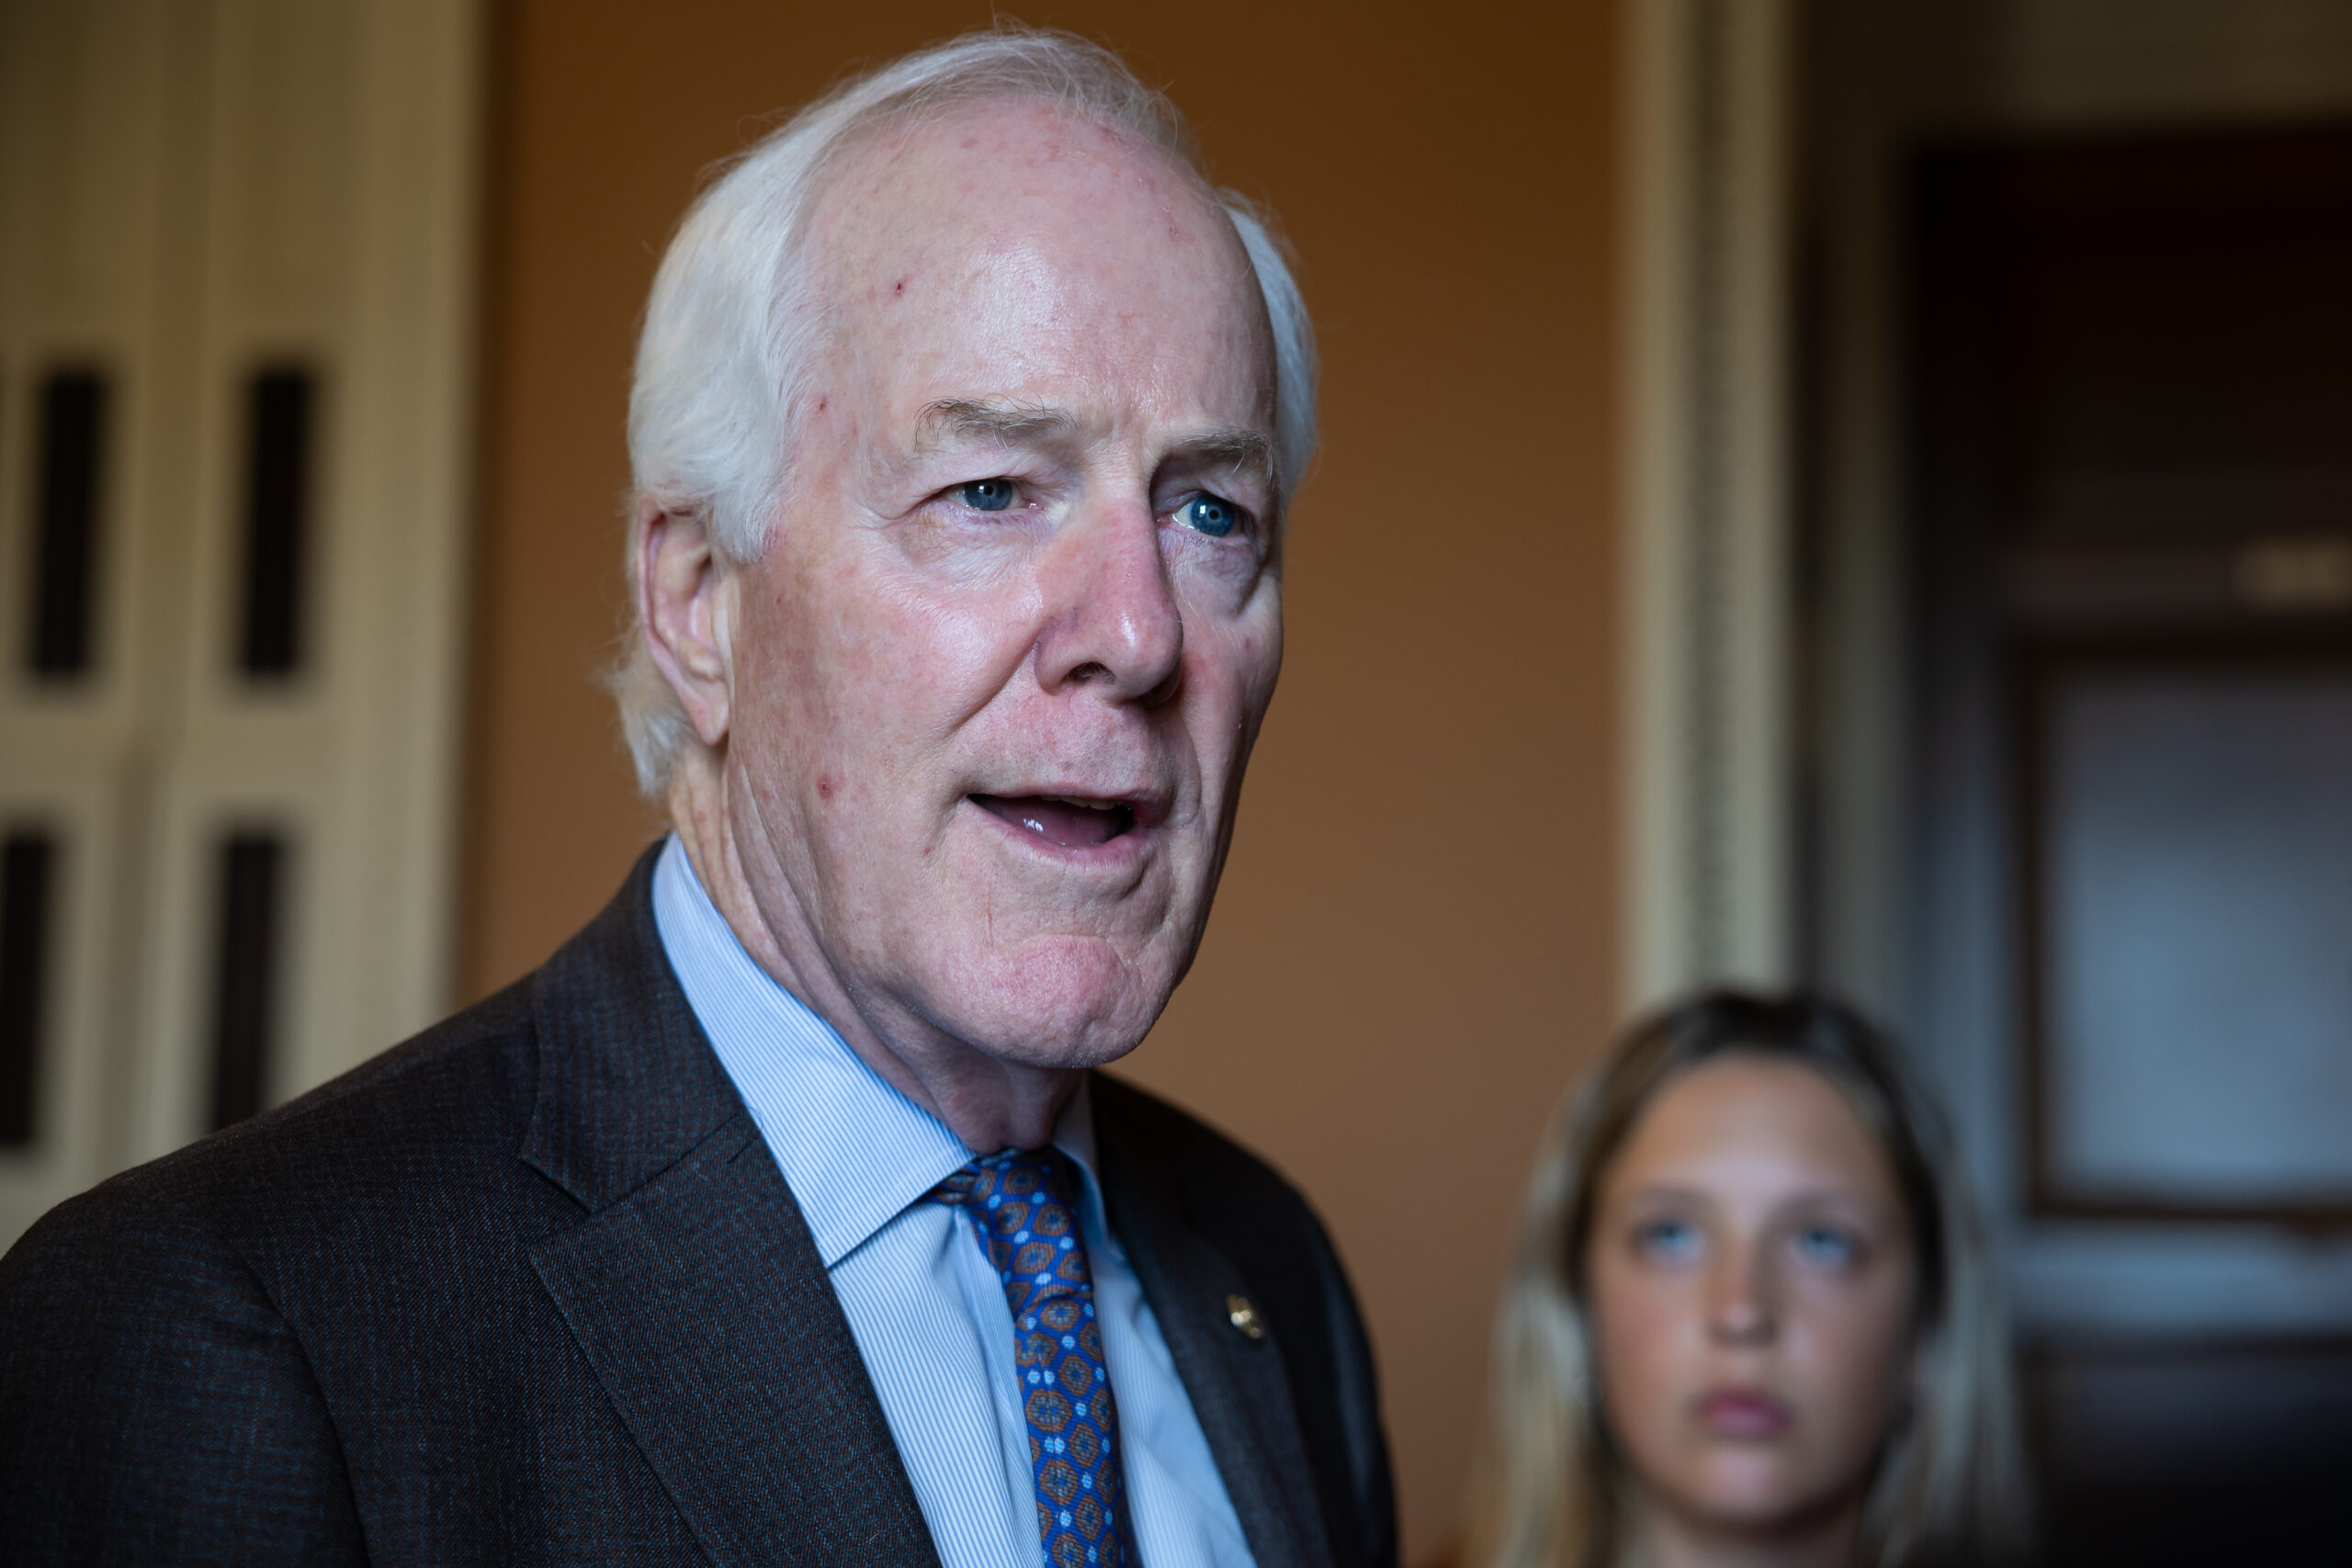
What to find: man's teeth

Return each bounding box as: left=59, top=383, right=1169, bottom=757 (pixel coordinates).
left=1046, top=796, right=1116, bottom=811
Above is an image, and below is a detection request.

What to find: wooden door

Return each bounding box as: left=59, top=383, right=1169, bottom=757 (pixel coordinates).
left=1911, top=124, right=2352, bottom=1563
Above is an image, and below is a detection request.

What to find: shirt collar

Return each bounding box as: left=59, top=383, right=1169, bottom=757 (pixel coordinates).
left=650, top=835, right=1103, bottom=1267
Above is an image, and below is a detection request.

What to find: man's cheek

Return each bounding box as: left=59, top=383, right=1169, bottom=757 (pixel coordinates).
left=1186, top=586, right=1280, bottom=683
left=1182, top=643, right=1271, bottom=762
left=873, top=598, right=1023, bottom=719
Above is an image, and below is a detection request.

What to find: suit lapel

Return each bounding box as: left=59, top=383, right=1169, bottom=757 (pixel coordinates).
left=519, top=848, right=938, bottom=1568
left=1094, top=1114, right=1339, bottom=1568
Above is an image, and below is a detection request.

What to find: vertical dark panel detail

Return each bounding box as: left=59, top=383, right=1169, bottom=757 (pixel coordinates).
left=209, top=833, right=284, bottom=1131
left=240, top=369, right=312, bottom=675
left=0, top=833, right=55, bottom=1146
left=29, top=372, right=107, bottom=677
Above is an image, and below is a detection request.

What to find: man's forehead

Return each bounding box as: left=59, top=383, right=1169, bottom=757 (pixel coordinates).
left=801, top=100, right=1274, bottom=457
left=810, top=100, right=1231, bottom=292
left=865, top=97, right=1160, bottom=175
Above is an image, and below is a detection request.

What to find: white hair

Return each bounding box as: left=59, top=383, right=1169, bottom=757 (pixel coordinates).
left=613, top=25, right=1318, bottom=795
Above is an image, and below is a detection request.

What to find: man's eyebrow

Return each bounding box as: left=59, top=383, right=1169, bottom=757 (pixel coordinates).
left=912, top=400, right=1272, bottom=478
left=914, top=398, right=1076, bottom=448
left=1178, top=428, right=1273, bottom=475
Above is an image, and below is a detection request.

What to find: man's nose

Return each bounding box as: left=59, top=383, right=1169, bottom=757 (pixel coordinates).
left=1705, top=1239, right=1777, bottom=1345
left=1034, top=501, right=1183, bottom=704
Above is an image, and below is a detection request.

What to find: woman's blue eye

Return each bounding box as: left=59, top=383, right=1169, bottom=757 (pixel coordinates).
left=1175, top=493, right=1242, bottom=537
left=956, top=478, right=1018, bottom=513
left=1635, top=1219, right=1702, bottom=1263
left=1792, top=1226, right=1858, bottom=1268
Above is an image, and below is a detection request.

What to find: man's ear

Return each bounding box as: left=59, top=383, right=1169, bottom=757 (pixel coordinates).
left=635, top=493, right=737, bottom=748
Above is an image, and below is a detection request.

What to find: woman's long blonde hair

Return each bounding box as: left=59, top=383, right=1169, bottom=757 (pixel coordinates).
left=1459, top=991, right=2028, bottom=1568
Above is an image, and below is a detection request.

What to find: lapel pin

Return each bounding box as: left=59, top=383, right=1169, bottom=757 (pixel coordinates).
left=1225, top=1293, right=1265, bottom=1341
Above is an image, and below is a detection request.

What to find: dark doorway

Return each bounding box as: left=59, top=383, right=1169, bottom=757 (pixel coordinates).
left=1909, top=124, right=2352, bottom=1563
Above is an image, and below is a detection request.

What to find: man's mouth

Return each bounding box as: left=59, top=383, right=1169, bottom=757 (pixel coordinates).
left=968, top=794, right=1138, bottom=849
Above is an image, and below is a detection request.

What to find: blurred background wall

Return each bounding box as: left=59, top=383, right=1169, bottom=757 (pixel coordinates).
left=7, top=2, right=2352, bottom=1564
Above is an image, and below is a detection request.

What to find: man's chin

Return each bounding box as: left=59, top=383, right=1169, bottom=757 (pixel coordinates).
left=919, top=946, right=1180, bottom=1074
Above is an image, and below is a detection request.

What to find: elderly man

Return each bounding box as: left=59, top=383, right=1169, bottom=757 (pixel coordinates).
left=0, top=28, right=1396, bottom=1568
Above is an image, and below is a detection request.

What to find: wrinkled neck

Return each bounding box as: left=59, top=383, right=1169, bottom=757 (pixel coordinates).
left=664, top=747, right=1080, bottom=1153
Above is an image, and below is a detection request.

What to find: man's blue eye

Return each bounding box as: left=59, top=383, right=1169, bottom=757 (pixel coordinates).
left=957, top=478, right=1018, bottom=513
left=1175, top=494, right=1242, bottom=537
left=1635, top=1219, right=1702, bottom=1263
left=1792, top=1226, right=1858, bottom=1268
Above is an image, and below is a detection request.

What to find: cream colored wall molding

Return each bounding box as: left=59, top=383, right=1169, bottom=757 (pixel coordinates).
left=1620, top=0, right=1796, bottom=1012
left=0, top=0, right=482, bottom=1242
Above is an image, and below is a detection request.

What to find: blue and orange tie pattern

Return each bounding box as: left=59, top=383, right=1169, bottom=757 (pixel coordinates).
left=932, top=1148, right=1136, bottom=1568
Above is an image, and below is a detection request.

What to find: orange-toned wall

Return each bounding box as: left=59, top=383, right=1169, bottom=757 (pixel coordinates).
left=461, top=3, right=1620, bottom=1559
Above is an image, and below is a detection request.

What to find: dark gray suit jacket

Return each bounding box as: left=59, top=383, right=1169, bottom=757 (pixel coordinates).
left=0, top=849, right=1396, bottom=1567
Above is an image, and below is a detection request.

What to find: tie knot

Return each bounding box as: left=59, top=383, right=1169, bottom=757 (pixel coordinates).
left=929, top=1145, right=1092, bottom=1313
left=929, top=1145, right=1079, bottom=1213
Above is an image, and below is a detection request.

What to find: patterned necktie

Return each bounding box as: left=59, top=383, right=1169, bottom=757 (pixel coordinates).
left=931, top=1147, right=1137, bottom=1568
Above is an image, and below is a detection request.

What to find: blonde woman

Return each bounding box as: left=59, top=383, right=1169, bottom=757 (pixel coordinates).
left=1461, top=992, right=2028, bottom=1568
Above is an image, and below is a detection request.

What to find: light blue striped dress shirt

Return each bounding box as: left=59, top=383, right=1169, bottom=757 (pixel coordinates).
left=651, top=836, right=1256, bottom=1568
